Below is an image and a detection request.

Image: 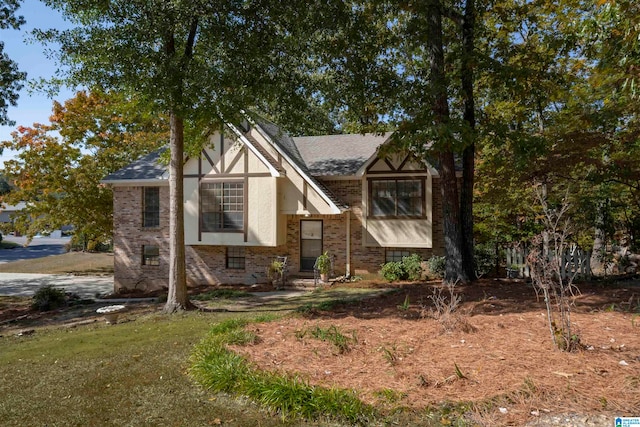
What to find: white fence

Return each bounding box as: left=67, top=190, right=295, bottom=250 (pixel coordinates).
left=505, top=246, right=591, bottom=279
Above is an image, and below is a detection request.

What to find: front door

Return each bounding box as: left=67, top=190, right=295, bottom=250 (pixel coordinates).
left=300, top=220, right=322, bottom=271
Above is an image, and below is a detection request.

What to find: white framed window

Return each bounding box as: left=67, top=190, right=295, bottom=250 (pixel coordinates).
left=201, top=182, right=244, bottom=232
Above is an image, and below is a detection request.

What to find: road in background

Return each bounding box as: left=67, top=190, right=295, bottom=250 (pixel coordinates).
left=0, top=235, right=70, bottom=263
left=0, top=235, right=114, bottom=298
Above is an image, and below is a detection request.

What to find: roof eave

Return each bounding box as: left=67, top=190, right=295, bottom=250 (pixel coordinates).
left=101, top=178, right=169, bottom=186
left=226, top=123, right=282, bottom=177
left=249, top=117, right=344, bottom=214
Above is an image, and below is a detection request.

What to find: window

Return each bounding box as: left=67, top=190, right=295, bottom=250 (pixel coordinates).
left=143, top=187, right=160, bottom=228
left=386, top=249, right=410, bottom=263
left=226, top=247, right=245, bottom=269
left=142, top=245, right=160, bottom=266
left=370, top=179, right=423, bottom=217
left=201, top=182, right=244, bottom=232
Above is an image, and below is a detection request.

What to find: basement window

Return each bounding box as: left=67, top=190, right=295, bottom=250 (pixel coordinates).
left=226, top=247, right=245, bottom=270
left=385, top=249, right=410, bottom=263
left=142, top=245, right=160, bottom=266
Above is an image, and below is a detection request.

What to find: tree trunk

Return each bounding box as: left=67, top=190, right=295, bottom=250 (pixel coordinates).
left=426, top=0, right=468, bottom=283
left=440, top=149, right=467, bottom=282
left=164, top=111, right=191, bottom=312
left=460, top=0, right=476, bottom=280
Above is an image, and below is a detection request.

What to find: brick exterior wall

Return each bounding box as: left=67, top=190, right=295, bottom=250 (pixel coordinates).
left=112, top=176, right=446, bottom=291
left=113, top=186, right=171, bottom=291
left=320, top=178, right=445, bottom=275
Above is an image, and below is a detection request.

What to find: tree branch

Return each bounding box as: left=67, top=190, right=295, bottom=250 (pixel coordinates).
left=185, top=17, right=199, bottom=58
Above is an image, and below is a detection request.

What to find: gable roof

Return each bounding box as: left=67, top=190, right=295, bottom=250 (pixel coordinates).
left=250, top=116, right=348, bottom=212
left=294, top=133, right=391, bottom=177
left=101, top=118, right=419, bottom=211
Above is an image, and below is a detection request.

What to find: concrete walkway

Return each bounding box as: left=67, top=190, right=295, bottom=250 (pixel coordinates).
left=0, top=273, right=113, bottom=298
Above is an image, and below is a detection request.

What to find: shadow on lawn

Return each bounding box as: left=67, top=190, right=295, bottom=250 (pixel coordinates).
left=287, top=278, right=640, bottom=321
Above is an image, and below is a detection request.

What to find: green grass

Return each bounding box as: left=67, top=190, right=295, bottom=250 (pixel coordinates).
left=0, top=311, right=332, bottom=427
left=0, top=251, right=114, bottom=274
left=307, top=325, right=358, bottom=354
left=191, top=288, right=252, bottom=300
left=190, top=318, right=375, bottom=425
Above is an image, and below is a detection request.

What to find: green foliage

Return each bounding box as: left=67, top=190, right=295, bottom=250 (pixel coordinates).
left=426, top=256, right=446, bottom=279
left=474, top=243, right=497, bottom=278
left=380, top=253, right=424, bottom=282
left=380, top=261, right=405, bottom=282
left=190, top=318, right=374, bottom=424
left=31, top=285, right=67, bottom=312
left=267, top=259, right=284, bottom=280
left=401, top=254, right=423, bottom=281
left=315, top=251, right=331, bottom=274
left=397, top=294, right=410, bottom=311
left=191, top=289, right=251, bottom=301
left=1, top=91, right=166, bottom=242
left=0, top=174, right=12, bottom=195
left=0, top=0, right=25, bottom=126
left=308, top=325, right=357, bottom=354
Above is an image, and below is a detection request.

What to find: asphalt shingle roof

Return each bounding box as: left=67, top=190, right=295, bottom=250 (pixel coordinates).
left=293, top=133, right=390, bottom=176
left=102, top=119, right=392, bottom=212
left=102, top=148, right=168, bottom=182
left=251, top=117, right=350, bottom=210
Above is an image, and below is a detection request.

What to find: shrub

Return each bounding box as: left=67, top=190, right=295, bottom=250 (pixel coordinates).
left=380, top=261, right=406, bottom=281
left=402, top=253, right=424, bottom=281
left=380, top=253, right=425, bottom=281
left=474, top=243, right=496, bottom=278
left=426, top=255, right=446, bottom=279
left=31, top=285, right=67, bottom=311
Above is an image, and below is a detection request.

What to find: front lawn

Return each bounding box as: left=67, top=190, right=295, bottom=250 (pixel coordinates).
left=0, top=311, right=333, bottom=427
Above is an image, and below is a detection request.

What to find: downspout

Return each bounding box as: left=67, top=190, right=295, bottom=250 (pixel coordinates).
left=345, top=210, right=351, bottom=278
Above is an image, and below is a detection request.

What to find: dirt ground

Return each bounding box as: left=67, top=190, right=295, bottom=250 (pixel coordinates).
left=232, top=278, right=640, bottom=426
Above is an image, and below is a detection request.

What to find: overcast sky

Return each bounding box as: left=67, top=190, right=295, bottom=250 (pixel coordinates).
left=0, top=0, right=74, bottom=166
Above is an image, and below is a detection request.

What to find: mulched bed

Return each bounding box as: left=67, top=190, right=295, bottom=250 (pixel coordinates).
left=231, top=278, right=640, bottom=426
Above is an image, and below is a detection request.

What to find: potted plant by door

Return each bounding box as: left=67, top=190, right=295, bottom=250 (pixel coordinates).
left=267, top=259, right=284, bottom=288
left=316, top=252, right=331, bottom=282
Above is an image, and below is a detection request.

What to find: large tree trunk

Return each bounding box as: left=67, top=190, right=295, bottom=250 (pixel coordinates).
left=440, top=149, right=467, bottom=282
left=164, top=112, right=190, bottom=312
left=460, top=0, right=476, bottom=280
left=426, top=0, right=468, bottom=283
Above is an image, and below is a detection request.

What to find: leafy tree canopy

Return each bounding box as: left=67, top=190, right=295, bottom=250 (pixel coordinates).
left=0, top=0, right=26, bottom=125
left=0, top=90, right=167, bottom=244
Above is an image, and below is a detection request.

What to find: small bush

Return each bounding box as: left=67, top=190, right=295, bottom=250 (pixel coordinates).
left=31, top=285, right=68, bottom=311
left=402, top=253, right=423, bottom=281
left=380, top=261, right=406, bottom=281
left=380, top=253, right=424, bottom=282
left=426, top=255, right=446, bottom=279
left=474, top=243, right=496, bottom=278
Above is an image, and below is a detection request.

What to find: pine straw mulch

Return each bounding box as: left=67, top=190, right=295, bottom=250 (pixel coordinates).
left=231, top=278, right=640, bottom=426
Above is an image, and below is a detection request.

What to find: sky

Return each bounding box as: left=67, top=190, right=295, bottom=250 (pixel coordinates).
left=0, top=0, right=74, bottom=166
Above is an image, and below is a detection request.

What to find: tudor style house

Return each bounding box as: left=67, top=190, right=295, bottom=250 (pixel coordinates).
left=103, top=117, right=445, bottom=291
